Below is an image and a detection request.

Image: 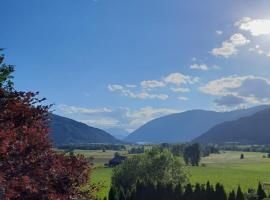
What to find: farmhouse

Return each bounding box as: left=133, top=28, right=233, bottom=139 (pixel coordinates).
left=108, top=155, right=127, bottom=167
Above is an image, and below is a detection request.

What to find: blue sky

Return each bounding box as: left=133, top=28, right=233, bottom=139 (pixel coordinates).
left=1, top=0, right=270, bottom=133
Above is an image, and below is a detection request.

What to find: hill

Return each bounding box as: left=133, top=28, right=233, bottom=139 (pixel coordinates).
left=124, top=105, right=270, bottom=143
left=193, top=108, right=270, bottom=144
left=49, top=114, right=122, bottom=146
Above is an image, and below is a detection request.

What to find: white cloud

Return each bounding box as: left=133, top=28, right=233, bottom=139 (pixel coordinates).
left=236, top=17, right=270, bottom=36
left=164, top=73, right=199, bottom=85
left=126, top=84, right=137, bottom=88
left=170, top=87, right=190, bottom=93
left=200, top=75, right=270, bottom=107
left=58, top=105, right=112, bottom=115
left=216, top=30, right=223, bottom=35
left=211, top=33, right=250, bottom=58
left=178, top=96, right=189, bottom=101
left=140, top=80, right=165, bottom=89
left=190, top=63, right=209, bottom=71
left=108, top=72, right=199, bottom=101
left=108, top=84, right=124, bottom=92
left=80, top=118, right=120, bottom=127
left=132, top=92, right=169, bottom=100
left=126, top=107, right=181, bottom=128
left=108, top=84, right=168, bottom=100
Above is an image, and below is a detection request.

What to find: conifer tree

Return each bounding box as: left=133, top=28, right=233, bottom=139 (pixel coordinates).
left=108, top=187, right=118, bottom=200
left=228, top=190, right=236, bottom=200
left=193, top=183, right=201, bottom=200
left=257, top=182, right=267, bottom=200
left=183, top=184, right=193, bottom=200
left=174, top=183, right=183, bottom=200
left=118, top=187, right=125, bottom=200
left=200, top=184, right=207, bottom=200
left=215, top=183, right=227, bottom=200
left=205, top=182, right=215, bottom=200
left=236, top=186, right=245, bottom=200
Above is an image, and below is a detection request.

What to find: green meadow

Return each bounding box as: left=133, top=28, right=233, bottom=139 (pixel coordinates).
left=79, top=150, right=270, bottom=199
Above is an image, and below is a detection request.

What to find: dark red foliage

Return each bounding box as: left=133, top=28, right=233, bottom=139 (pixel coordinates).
left=0, top=58, right=93, bottom=199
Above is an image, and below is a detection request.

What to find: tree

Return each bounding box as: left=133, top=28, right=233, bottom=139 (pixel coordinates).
left=247, top=188, right=258, bottom=200
left=205, top=181, right=215, bottom=200
left=174, top=183, right=183, bottom=200
left=214, top=183, right=227, bottom=200
left=240, top=153, right=245, bottom=159
left=0, top=51, right=93, bottom=199
left=183, top=143, right=201, bottom=166
left=183, top=184, right=193, bottom=200
left=108, top=186, right=118, bottom=200
left=228, top=190, right=236, bottom=200
left=257, top=182, right=266, bottom=200
left=236, top=186, right=245, bottom=200
left=193, top=183, right=201, bottom=200
left=171, top=144, right=184, bottom=157
left=111, top=149, right=188, bottom=198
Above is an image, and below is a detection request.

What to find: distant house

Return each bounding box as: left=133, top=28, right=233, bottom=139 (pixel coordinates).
left=108, top=155, right=127, bottom=167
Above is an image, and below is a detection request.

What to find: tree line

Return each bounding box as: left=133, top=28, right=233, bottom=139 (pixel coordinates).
left=58, top=144, right=126, bottom=151
left=108, top=182, right=268, bottom=200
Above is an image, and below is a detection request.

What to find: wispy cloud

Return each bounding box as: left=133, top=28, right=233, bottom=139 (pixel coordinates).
left=216, top=30, right=223, bottom=35
left=108, top=72, right=199, bottom=101
left=140, top=80, right=166, bottom=89
left=170, top=87, right=190, bottom=93
left=108, top=84, right=169, bottom=100
left=163, top=73, right=199, bottom=85
left=190, top=63, right=209, bottom=71
left=80, top=118, right=120, bottom=127
left=178, top=96, right=189, bottom=101
left=211, top=33, right=250, bottom=58
left=58, top=105, right=112, bottom=115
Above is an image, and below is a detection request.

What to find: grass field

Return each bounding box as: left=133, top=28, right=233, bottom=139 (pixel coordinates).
left=79, top=150, right=270, bottom=199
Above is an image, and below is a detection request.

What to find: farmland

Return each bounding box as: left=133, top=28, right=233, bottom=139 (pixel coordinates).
left=77, top=150, right=270, bottom=199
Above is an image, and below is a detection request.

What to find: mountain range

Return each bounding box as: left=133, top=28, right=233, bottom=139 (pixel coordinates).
left=48, top=105, right=270, bottom=146
left=49, top=114, right=121, bottom=146
left=193, top=108, right=270, bottom=145
left=125, top=105, right=270, bottom=143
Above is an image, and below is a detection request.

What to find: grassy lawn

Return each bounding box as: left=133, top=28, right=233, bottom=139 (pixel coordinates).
left=79, top=150, right=270, bottom=199
left=188, top=151, right=270, bottom=192
left=91, top=167, right=112, bottom=199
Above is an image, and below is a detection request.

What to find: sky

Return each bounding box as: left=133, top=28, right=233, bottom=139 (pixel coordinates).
left=1, top=0, right=270, bottom=133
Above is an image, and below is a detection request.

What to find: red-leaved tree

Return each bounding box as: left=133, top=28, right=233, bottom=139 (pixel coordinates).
left=0, top=51, right=94, bottom=199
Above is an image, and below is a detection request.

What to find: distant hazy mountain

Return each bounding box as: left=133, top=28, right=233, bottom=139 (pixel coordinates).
left=125, top=105, right=270, bottom=143
left=49, top=114, right=122, bottom=146
left=105, top=128, right=130, bottom=139
left=193, top=108, right=270, bottom=145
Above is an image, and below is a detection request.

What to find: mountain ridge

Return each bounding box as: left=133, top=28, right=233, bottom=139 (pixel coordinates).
left=125, top=105, right=270, bottom=143
left=193, top=108, right=270, bottom=144
left=49, top=114, right=122, bottom=146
